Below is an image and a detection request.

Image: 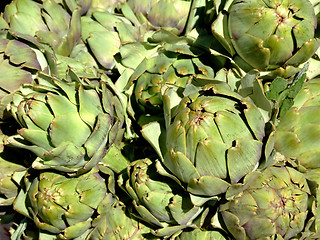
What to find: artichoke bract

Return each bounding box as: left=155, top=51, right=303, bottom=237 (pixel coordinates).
left=164, top=83, right=266, bottom=197
left=220, top=165, right=314, bottom=240
left=228, top=0, right=320, bottom=71
left=14, top=167, right=107, bottom=239
left=5, top=73, right=125, bottom=174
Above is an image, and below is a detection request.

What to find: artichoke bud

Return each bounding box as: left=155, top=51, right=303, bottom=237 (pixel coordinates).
left=227, top=0, right=320, bottom=71
left=5, top=74, right=125, bottom=174
left=132, top=46, right=216, bottom=114
left=119, top=158, right=205, bottom=238
left=87, top=192, right=152, bottom=239
left=220, top=165, right=315, bottom=240
left=164, top=83, right=266, bottom=197
left=3, top=0, right=101, bottom=79
left=23, top=167, right=107, bottom=239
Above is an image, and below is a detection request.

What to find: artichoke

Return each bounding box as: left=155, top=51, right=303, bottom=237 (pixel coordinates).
left=3, top=0, right=100, bottom=79
left=131, top=38, right=213, bottom=113
left=163, top=83, right=266, bottom=197
left=227, top=0, right=320, bottom=71
left=4, top=0, right=79, bottom=56
left=118, top=158, right=208, bottom=238
left=219, top=165, right=315, bottom=239
left=87, top=193, right=153, bottom=240
left=5, top=73, right=125, bottom=174
left=13, top=167, right=107, bottom=239
left=126, top=29, right=243, bottom=116
left=274, top=77, right=320, bottom=170
left=1, top=0, right=319, bottom=239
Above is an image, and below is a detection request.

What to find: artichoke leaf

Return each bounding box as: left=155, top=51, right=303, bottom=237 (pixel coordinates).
left=77, top=173, right=107, bottom=209
left=274, top=130, right=301, bottom=157
left=64, top=201, right=94, bottom=226
left=18, top=128, right=53, bottom=152
left=195, top=138, right=228, bottom=179
left=49, top=112, right=91, bottom=147
left=299, top=150, right=320, bottom=169
left=0, top=60, right=33, bottom=95
left=232, top=34, right=270, bottom=70
left=297, top=123, right=320, bottom=153
left=285, top=38, right=320, bottom=66
left=25, top=107, right=54, bottom=131
left=42, top=0, right=70, bottom=36
left=187, top=175, right=230, bottom=196
left=86, top=31, right=120, bottom=69
left=46, top=93, right=78, bottom=116
left=9, top=12, right=48, bottom=36
left=164, top=150, right=200, bottom=184
left=63, top=220, right=92, bottom=239
left=139, top=192, right=172, bottom=223
left=227, top=139, right=262, bottom=183
left=39, top=143, right=86, bottom=170
left=133, top=200, right=164, bottom=227
left=152, top=225, right=186, bottom=238
left=220, top=211, right=246, bottom=240
left=169, top=194, right=202, bottom=226
left=244, top=217, right=276, bottom=239
left=263, top=35, right=293, bottom=68
left=5, top=40, right=42, bottom=70
left=78, top=86, right=103, bottom=128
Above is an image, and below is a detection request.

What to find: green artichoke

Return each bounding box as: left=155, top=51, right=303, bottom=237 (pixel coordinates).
left=131, top=40, right=213, bottom=113
left=4, top=0, right=79, bottom=56
left=119, top=158, right=208, bottom=238
left=13, top=167, right=107, bottom=239
left=227, top=0, right=320, bottom=71
left=219, top=165, right=315, bottom=240
left=274, top=77, right=320, bottom=170
left=127, top=29, right=243, bottom=115
left=5, top=73, right=125, bottom=174
left=3, top=0, right=100, bottom=79
left=87, top=193, right=153, bottom=240
left=163, top=83, right=266, bottom=197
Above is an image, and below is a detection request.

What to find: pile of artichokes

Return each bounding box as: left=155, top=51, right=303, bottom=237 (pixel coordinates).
left=1, top=0, right=320, bottom=239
